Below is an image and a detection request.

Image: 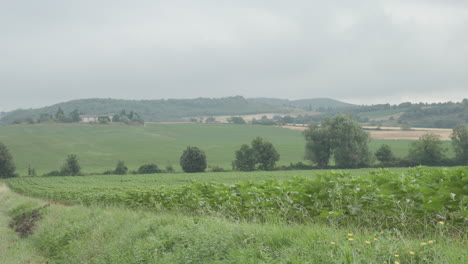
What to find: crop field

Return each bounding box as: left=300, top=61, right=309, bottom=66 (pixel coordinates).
left=4, top=166, right=467, bottom=263
left=8, top=167, right=467, bottom=227
left=0, top=123, right=454, bottom=175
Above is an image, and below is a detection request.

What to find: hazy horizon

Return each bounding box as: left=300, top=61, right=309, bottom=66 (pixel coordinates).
left=1, top=1, right=467, bottom=111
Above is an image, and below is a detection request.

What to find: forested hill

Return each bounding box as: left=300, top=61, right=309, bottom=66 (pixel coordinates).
left=0, top=96, right=294, bottom=124
left=248, top=98, right=355, bottom=110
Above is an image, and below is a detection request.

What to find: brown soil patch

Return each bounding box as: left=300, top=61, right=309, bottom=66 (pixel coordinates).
left=9, top=205, right=49, bottom=238
left=281, top=125, right=452, bottom=140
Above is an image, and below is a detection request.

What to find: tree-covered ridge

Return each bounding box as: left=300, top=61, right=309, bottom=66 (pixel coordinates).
left=0, top=96, right=294, bottom=124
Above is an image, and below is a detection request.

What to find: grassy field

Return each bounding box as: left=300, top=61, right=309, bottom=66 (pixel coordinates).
left=1, top=183, right=465, bottom=263
left=0, top=123, right=454, bottom=175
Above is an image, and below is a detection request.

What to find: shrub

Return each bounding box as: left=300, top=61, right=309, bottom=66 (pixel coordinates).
left=0, top=142, right=16, bottom=178
left=180, top=146, right=207, bottom=173
left=137, top=164, right=162, bottom=174
left=209, top=166, right=226, bottom=172
left=114, top=161, right=128, bottom=175
left=43, top=170, right=62, bottom=177
left=165, top=165, right=174, bottom=173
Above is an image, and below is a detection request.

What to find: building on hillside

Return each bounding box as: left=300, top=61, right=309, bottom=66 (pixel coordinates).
left=79, top=114, right=114, bottom=123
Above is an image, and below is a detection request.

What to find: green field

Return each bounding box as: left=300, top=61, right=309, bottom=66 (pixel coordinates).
left=0, top=123, right=454, bottom=175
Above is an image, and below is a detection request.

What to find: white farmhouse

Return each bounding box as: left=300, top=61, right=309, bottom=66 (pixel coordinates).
left=79, top=114, right=114, bottom=123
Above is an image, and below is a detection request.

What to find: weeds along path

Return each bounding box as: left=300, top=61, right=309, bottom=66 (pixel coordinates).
left=0, top=182, right=48, bottom=264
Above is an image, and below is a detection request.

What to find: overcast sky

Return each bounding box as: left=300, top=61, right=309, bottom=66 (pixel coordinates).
left=1, top=0, right=467, bottom=111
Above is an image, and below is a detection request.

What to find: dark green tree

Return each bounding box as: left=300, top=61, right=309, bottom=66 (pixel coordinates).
left=69, top=109, right=81, bottom=122
left=0, top=142, right=16, bottom=178
left=375, top=144, right=395, bottom=166
left=98, top=116, right=110, bottom=124
left=303, top=122, right=332, bottom=167
left=55, top=107, right=67, bottom=122
left=60, top=154, right=81, bottom=176
left=450, top=124, right=468, bottom=165
left=408, top=134, right=447, bottom=165
left=251, top=137, right=280, bottom=170
left=304, top=115, right=371, bottom=168
left=233, top=144, right=256, bottom=171
left=114, top=160, right=128, bottom=175
left=228, top=117, right=246, bottom=124
left=180, top=146, right=207, bottom=173
left=328, top=115, right=372, bottom=168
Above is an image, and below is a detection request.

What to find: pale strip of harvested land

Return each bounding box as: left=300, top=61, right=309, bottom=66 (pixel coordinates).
left=281, top=125, right=452, bottom=140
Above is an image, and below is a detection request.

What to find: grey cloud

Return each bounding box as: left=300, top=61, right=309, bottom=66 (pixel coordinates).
left=1, top=0, right=467, bottom=111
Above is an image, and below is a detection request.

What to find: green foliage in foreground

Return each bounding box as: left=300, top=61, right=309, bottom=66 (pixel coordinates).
left=1, top=183, right=466, bottom=264
left=9, top=167, right=468, bottom=230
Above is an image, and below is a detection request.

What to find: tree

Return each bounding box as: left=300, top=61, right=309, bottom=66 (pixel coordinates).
left=70, top=109, right=81, bottom=122
left=60, top=154, right=81, bottom=176
left=180, top=146, right=207, bottom=173
left=451, top=124, right=468, bottom=165
left=303, top=122, right=332, bottom=167
left=114, top=160, right=128, bottom=175
left=408, top=134, right=446, bottom=165
left=251, top=137, right=280, bottom=170
left=227, top=117, right=246, bottom=124
left=304, top=115, right=371, bottom=168
left=205, top=117, right=216, bottom=123
left=98, top=116, right=110, bottom=124
left=375, top=144, right=395, bottom=166
left=233, top=144, right=256, bottom=171
left=0, top=142, right=16, bottom=178
left=328, top=115, right=372, bottom=168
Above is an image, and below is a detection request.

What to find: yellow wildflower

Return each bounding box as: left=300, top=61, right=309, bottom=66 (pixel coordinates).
left=394, top=255, right=399, bottom=258
left=330, top=242, right=336, bottom=245
left=421, top=242, right=427, bottom=246
left=365, top=241, right=371, bottom=244
left=373, top=238, right=378, bottom=241
left=348, top=238, right=354, bottom=241
left=438, top=221, right=445, bottom=225
left=348, top=233, right=353, bottom=237
left=409, top=251, right=415, bottom=255
left=428, top=240, right=434, bottom=244
left=395, top=262, right=400, bottom=264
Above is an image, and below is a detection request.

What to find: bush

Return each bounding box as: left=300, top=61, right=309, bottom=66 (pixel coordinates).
left=43, top=170, right=62, bottom=177
left=114, top=161, right=128, bottom=175
left=137, top=164, right=162, bottom=174
left=60, top=154, right=81, bottom=176
left=165, top=165, right=174, bottom=173
left=407, top=134, right=447, bottom=165
left=209, top=166, right=226, bottom=172
left=180, top=146, right=207, bottom=173
left=0, top=142, right=16, bottom=178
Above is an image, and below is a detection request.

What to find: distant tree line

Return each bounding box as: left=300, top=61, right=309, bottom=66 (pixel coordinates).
left=1, top=118, right=467, bottom=179
left=11, top=107, right=144, bottom=125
